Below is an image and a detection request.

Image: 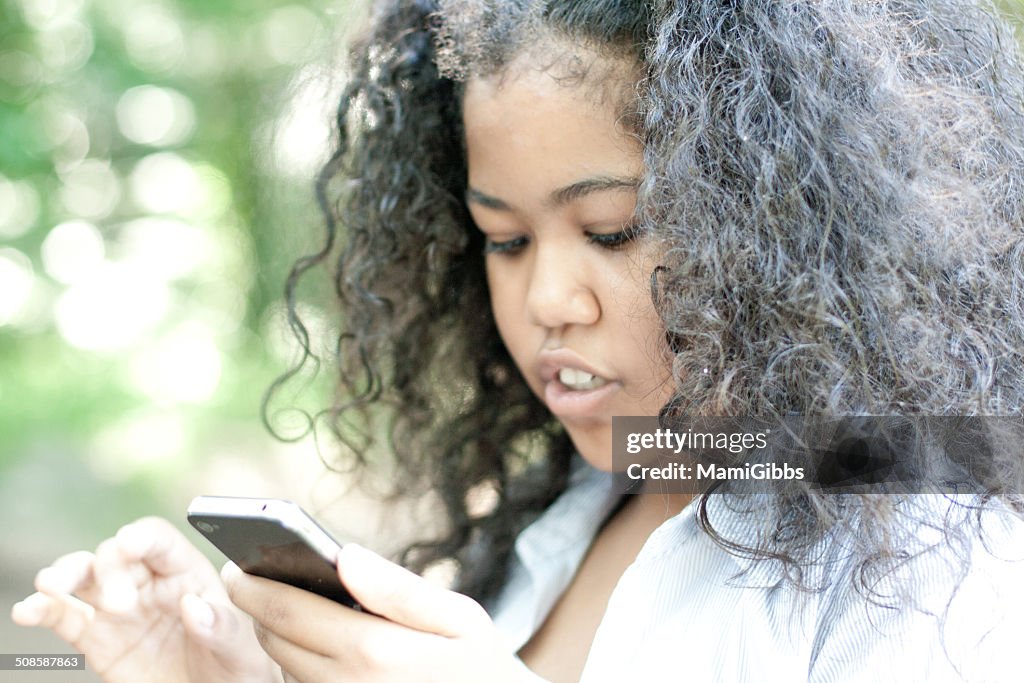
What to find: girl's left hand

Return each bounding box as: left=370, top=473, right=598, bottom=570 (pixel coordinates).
left=222, top=544, right=535, bottom=683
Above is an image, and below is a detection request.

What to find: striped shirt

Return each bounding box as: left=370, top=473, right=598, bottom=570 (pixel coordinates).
left=489, top=460, right=1024, bottom=682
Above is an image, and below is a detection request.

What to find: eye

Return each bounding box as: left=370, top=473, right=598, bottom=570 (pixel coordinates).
left=483, top=235, right=529, bottom=255
left=586, top=223, right=640, bottom=250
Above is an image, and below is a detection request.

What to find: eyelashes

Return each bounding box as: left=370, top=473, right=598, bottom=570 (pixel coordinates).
left=483, top=235, right=529, bottom=255
left=483, top=224, right=640, bottom=256
left=586, top=223, right=640, bottom=249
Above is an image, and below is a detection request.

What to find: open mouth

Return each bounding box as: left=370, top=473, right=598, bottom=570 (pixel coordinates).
left=536, top=349, right=620, bottom=419
left=557, top=367, right=610, bottom=391
left=544, top=369, right=620, bottom=420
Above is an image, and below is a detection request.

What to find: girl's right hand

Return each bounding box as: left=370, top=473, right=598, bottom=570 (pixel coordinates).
left=10, top=517, right=278, bottom=683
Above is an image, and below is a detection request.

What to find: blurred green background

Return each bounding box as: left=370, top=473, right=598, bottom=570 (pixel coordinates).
left=0, top=0, right=372, bottom=675
left=1, top=0, right=1022, bottom=678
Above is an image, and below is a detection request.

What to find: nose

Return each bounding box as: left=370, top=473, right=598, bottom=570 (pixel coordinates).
left=525, top=241, right=600, bottom=329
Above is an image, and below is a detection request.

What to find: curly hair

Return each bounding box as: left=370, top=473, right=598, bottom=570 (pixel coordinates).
left=267, top=0, right=1024, bottom=604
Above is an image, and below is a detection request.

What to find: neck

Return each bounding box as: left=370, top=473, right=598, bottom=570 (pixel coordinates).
left=615, top=490, right=693, bottom=534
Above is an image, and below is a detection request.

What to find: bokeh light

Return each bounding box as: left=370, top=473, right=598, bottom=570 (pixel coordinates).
left=116, top=216, right=210, bottom=281
left=270, top=67, right=334, bottom=178
left=35, top=18, right=94, bottom=74
left=0, top=175, right=41, bottom=239
left=40, top=220, right=105, bottom=285
left=58, top=159, right=121, bottom=219
left=261, top=5, right=325, bottom=65
left=53, top=262, right=170, bottom=351
left=17, top=0, right=87, bottom=29
left=119, top=3, right=187, bottom=74
left=129, top=322, right=223, bottom=404
left=116, top=85, right=196, bottom=147
left=89, top=409, right=187, bottom=482
left=129, top=152, right=202, bottom=215
left=0, top=249, right=36, bottom=326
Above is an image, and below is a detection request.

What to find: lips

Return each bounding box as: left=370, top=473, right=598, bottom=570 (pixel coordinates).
left=537, top=349, right=620, bottom=419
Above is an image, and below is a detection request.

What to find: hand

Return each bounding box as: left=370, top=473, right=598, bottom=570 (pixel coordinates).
left=10, top=517, right=278, bottom=683
left=224, top=543, right=538, bottom=683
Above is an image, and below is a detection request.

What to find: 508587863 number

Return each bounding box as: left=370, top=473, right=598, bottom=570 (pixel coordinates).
left=0, top=654, right=85, bottom=670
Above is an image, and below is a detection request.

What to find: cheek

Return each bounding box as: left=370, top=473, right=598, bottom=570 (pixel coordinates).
left=604, top=252, right=673, bottom=387
left=486, top=260, right=531, bottom=362
left=604, top=252, right=660, bottom=333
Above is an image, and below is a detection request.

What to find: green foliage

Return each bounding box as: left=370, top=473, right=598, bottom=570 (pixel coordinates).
left=0, top=0, right=358, bottom=543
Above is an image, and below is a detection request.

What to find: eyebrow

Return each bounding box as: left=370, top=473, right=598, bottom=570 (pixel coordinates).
left=466, top=174, right=640, bottom=212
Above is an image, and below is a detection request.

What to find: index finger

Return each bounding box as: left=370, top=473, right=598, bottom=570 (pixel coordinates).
left=336, top=544, right=492, bottom=638
left=34, top=551, right=96, bottom=597
left=115, top=517, right=213, bottom=578
left=221, top=561, right=382, bottom=657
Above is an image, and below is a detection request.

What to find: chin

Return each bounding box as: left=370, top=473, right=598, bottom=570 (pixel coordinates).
left=567, top=427, right=616, bottom=472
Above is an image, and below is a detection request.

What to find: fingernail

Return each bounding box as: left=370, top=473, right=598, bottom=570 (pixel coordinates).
left=11, top=600, right=39, bottom=625
left=182, top=594, right=215, bottom=631
left=219, top=560, right=240, bottom=584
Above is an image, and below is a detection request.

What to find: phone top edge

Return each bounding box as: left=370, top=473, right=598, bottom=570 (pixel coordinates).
left=187, top=495, right=344, bottom=564
left=187, top=495, right=293, bottom=516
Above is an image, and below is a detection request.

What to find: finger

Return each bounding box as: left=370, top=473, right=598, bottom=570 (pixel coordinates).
left=11, top=591, right=96, bottom=645
left=220, top=563, right=344, bottom=679
left=223, top=562, right=450, bottom=677
left=222, top=562, right=379, bottom=657
left=180, top=591, right=260, bottom=646
left=91, top=537, right=148, bottom=614
left=93, top=517, right=206, bottom=610
left=116, top=517, right=211, bottom=577
left=34, top=551, right=97, bottom=598
left=247, top=616, right=333, bottom=683
left=179, top=593, right=250, bottom=652
left=336, top=544, right=492, bottom=637
left=180, top=592, right=220, bottom=638
left=176, top=593, right=282, bottom=681
left=11, top=592, right=53, bottom=627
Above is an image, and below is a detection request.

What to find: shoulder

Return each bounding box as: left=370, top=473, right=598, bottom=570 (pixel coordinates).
left=809, top=495, right=1024, bottom=682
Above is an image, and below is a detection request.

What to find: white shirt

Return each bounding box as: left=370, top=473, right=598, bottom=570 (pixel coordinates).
left=488, top=461, right=1024, bottom=682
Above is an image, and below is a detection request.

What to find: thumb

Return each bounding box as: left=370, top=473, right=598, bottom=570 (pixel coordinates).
left=336, top=544, right=493, bottom=638
left=180, top=593, right=246, bottom=648
left=179, top=593, right=278, bottom=682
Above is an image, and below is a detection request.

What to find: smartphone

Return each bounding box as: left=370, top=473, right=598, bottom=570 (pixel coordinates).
left=187, top=495, right=360, bottom=608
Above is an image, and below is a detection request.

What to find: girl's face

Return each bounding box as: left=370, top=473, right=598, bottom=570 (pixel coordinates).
left=463, top=52, right=674, bottom=471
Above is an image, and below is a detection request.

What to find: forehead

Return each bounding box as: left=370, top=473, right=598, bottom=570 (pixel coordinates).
left=461, top=49, right=642, bottom=199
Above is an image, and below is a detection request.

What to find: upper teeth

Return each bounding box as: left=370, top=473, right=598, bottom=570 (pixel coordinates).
left=558, top=367, right=607, bottom=391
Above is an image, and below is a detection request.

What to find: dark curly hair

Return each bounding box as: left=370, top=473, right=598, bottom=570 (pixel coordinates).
left=266, top=0, right=1024, bottom=605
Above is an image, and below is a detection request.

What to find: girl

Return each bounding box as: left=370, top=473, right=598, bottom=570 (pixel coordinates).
left=12, top=1, right=1024, bottom=681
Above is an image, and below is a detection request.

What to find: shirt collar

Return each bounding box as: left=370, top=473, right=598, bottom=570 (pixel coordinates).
left=488, top=455, right=621, bottom=649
